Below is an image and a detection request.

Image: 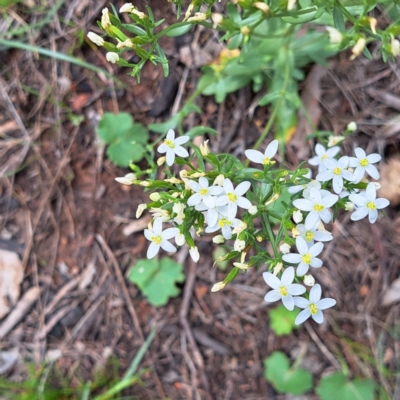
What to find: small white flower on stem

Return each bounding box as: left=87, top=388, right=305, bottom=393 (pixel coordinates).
left=119, top=3, right=134, bottom=13
left=87, top=32, right=104, bottom=46
left=149, top=208, right=170, bottom=222
left=327, top=135, right=345, bottom=147
left=349, top=182, right=389, bottom=223
left=216, top=178, right=252, bottom=218
left=136, top=203, right=147, bottom=218
left=296, top=224, right=333, bottom=248
left=391, top=38, right=400, bottom=56
left=348, top=147, right=381, bottom=183
left=326, top=26, right=343, bottom=44
left=211, top=13, right=223, bottom=28
left=115, top=173, right=136, bottom=185
left=172, top=203, right=186, bottom=224
left=211, top=281, right=225, bottom=292
left=347, top=122, right=357, bottom=132
left=303, top=274, right=315, bottom=286
left=293, top=210, right=303, bottom=223
left=234, top=239, right=246, bottom=252
left=189, top=246, right=200, bottom=262
left=106, top=52, right=119, bottom=64
left=144, top=218, right=179, bottom=259
left=280, top=243, right=291, bottom=254
left=293, top=188, right=338, bottom=230
left=157, top=129, right=190, bottom=166
left=187, top=177, right=223, bottom=208
left=351, top=37, right=366, bottom=60
left=157, top=156, right=166, bottom=166
left=205, top=213, right=240, bottom=240
left=282, top=236, right=324, bottom=276
left=294, top=284, right=336, bottom=324
left=316, top=156, right=355, bottom=194
left=263, top=267, right=306, bottom=311
left=308, top=143, right=340, bottom=173
left=175, top=232, right=185, bottom=246
left=149, top=192, right=160, bottom=201
left=101, top=8, right=111, bottom=29
left=245, top=140, right=278, bottom=165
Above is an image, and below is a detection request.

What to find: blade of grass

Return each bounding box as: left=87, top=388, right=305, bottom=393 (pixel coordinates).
left=0, top=39, right=123, bottom=85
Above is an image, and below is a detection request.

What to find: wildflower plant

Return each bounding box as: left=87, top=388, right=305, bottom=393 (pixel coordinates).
left=116, top=127, right=389, bottom=325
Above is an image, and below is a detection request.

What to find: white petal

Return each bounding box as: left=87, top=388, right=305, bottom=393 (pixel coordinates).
left=264, top=140, right=278, bottom=158
left=282, top=295, right=294, bottom=311
left=264, top=290, right=281, bottom=303
left=203, top=195, right=216, bottom=209
left=342, top=169, right=355, bottom=182
left=354, top=147, right=366, bottom=159
left=281, top=267, right=295, bottom=286
left=305, top=212, right=320, bottom=230
left=227, top=203, right=237, bottom=219
left=216, top=195, right=229, bottom=207
left=308, top=155, right=320, bottom=166
left=174, top=135, right=190, bottom=145
left=366, top=182, right=377, bottom=201
left=157, top=143, right=167, bottom=153
left=262, top=272, right=281, bottom=290
left=144, top=229, right=153, bottom=241
left=310, top=258, right=323, bottom=268
left=332, top=176, right=343, bottom=194
left=207, top=208, right=219, bottom=227
left=235, top=181, right=251, bottom=196
left=375, top=198, right=389, bottom=209
left=365, top=164, right=379, bottom=180
left=188, top=180, right=200, bottom=192
left=288, top=284, right=306, bottom=296
left=309, top=242, right=323, bottom=257
left=338, top=156, right=349, bottom=168
left=222, top=225, right=232, bottom=239
left=319, top=209, right=331, bottom=223
left=295, top=309, right=311, bottom=325
left=160, top=240, right=177, bottom=253
left=293, top=199, right=313, bottom=212
left=288, top=185, right=304, bottom=194
left=296, top=262, right=309, bottom=276
left=162, top=227, right=180, bottom=240
left=245, top=149, right=264, bottom=164
left=237, top=197, right=251, bottom=209
left=296, top=237, right=309, bottom=255
left=315, top=143, right=326, bottom=156
left=321, top=194, right=338, bottom=208
left=353, top=166, right=365, bottom=183
left=223, top=179, right=234, bottom=193
left=312, top=309, right=324, bottom=323
left=349, top=194, right=367, bottom=207
left=326, top=146, right=340, bottom=158
left=317, top=298, right=336, bottom=310
left=323, top=158, right=336, bottom=170
left=316, top=170, right=333, bottom=182
left=166, top=149, right=175, bottom=166
left=310, top=284, right=322, bottom=303
left=208, top=186, right=223, bottom=195
left=187, top=193, right=202, bottom=206
left=351, top=207, right=369, bottom=221
left=313, top=231, right=333, bottom=242
left=166, top=129, right=175, bottom=140
left=174, top=146, right=189, bottom=158
left=198, top=177, right=209, bottom=188
left=368, top=209, right=378, bottom=223
left=294, top=297, right=310, bottom=308
left=282, top=254, right=302, bottom=264
left=147, top=242, right=160, bottom=259
left=153, top=218, right=163, bottom=234
left=348, top=157, right=359, bottom=168
left=366, top=153, right=381, bottom=164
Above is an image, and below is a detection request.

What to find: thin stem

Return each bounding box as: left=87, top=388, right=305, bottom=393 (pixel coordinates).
left=262, top=214, right=278, bottom=258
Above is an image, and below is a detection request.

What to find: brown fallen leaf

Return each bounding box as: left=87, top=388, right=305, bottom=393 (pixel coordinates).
left=378, top=156, right=400, bottom=206
left=0, top=249, right=24, bottom=319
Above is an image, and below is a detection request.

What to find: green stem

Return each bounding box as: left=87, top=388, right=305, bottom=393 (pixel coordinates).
left=262, top=214, right=278, bottom=258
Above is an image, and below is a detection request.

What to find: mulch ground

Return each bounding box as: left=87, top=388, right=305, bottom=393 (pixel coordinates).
left=1, top=1, right=400, bottom=399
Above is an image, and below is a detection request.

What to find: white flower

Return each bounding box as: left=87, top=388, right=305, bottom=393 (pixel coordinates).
left=282, top=236, right=324, bottom=276
left=280, top=243, right=291, bottom=254
left=349, top=183, right=389, bottom=223
left=216, top=178, right=252, bottom=218
left=189, top=246, right=200, bottom=262
left=348, top=147, right=381, bottom=183
left=175, top=232, right=185, bottom=246
left=119, top=3, right=134, bottom=13
left=157, top=129, right=190, bottom=166
left=316, top=156, right=355, bottom=194
left=296, top=224, right=333, bottom=248
left=234, top=239, right=246, bottom=252
left=87, top=32, right=104, bottom=46
left=263, top=267, right=306, bottom=311
left=327, top=135, right=345, bottom=147
left=211, top=281, right=225, bottom=292
left=326, top=26, right=343, bottom=44
left=303, top=274, right=315, bottom=286
left=106, top=52, right=119, bottom=64
left=101, top=8, right=111, bottom=29
left=205, top=212, right=240, bottom=240
left=308, top=143, right=340, bottom=173
left=115, top=173, right=136, bottom=185
left=293, top=210, right=303, bottom=223
left=136, top=203, right=147, bottom=218
left=149, top=207, right=170, bottom=222
left=144, top=218, right=179, bottom=259
left=293, top=188, right=338, bottom=230
left=212, top=235, right=225, bottom=244
left=172, top=202, right=186, bottom=224
left=347, top=122, right=357, bottom=132
left=245, top=140, right=278, bottom=165
left=294, top=284, right=336, bottom=324
left=187, top=177, right=223, bottom=208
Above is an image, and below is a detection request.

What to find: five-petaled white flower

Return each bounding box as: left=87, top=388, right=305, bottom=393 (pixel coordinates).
left=316, top=156, right=355, bottom=194
left=263, top=267, right=306, bottom=310
left=245, top=140, right=278, bottom=165
left=349, top=182, right=389, bottom=223
left=144, top=218, right=179, bottom=259
left=187, top=177, right=223, bottom=208
left=205, top=211, right=240, bottom=240
left=293, top=188, right=338, bottom=230
left=157, top=129, right=190, bottom=166
left=308, top=144, right=340, bottom=172
left=282, top=236, right=324, bottom=276
left=294, top=284, right=336, bottom=324
left=348, top=147, right=381, bottom=183
left=216, top=178, right=252, bottom=218
left=296, top=224, right=333, bottom=248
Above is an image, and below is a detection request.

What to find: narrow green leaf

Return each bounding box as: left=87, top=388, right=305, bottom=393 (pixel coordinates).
left=333, top=6, right=346, bottom=31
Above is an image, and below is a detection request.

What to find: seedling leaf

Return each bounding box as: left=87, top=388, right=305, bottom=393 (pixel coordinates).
left=128, top=258, right=185, bottom=306
left=269, top=305, right=299, bottom=336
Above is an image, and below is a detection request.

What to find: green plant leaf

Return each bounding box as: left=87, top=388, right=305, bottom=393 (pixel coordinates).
left=107, top=141, right=145, bottom=166
left=316, top=372, right=376, bottom=400
left=128, top=258, right=185, bottom=306
left=185, top=126, right=219, bottom=139
left=264, top=352, right=313, bottom=395
left=269, top=305, right=300, bottom=336
left=165, top=23, right=193, bottom=37
left=97, top=112, right=135, bottom=143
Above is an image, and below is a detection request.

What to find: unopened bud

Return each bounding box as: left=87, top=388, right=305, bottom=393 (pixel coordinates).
left=280, top=243, right=291, bottom=254
left=232, top=221, right=247, bottom=234
left=369, top=17, right=377, bottom=34
left=200, top=140, right=210, bottom=156
left=326, top=27, right=343, bottom=44
left=188, top=12, right=207, bottom=22
left=211, top=281, right=226, bottom=292
left=234, top=239, right=246, bottom=252
left=149, top=192, right=161, bottom=201
left=304, top=274, right=315, bottom=286
left=287, top=0, right=296, bottom=10
left=328, top=135, right=345, bottom=147
left=165, top=177, right=182, bottom=184
left=254, top=2, right=270, bottom=13
left=292, top=227, right=300, bottom=237
left=116, top=39, right=134, bottom=49
left=191, top=172, right=206, bottom=178
left=248, top=205, right=258, bottom=215
left=373, top=182, right=381, bottom=190
left=317, top=220, right=326, bottom=231
left=157, top=156, right=166, bottom=166
left=346, top=121, right=357, bottom=132
left=265, top=192, right=280, bottom=206
left=351, top=37, right=366, bottom=60
left=140, top=181, right=151, bottom=187
left=106, top=52, right=119, bottom=64
left=391, top=39, right=400, bottom=56
left=189, top=246, right=200, bottom=262
left=87, top=32, right=104, bottom=46
left=211, top=13, right=223, bottom=28
left=273, top=262, right=283, bottom=276
left=293, top=210, right=303, bottom=223
left=256, top=235, right=263, bottom=242
left=175, top=233, right=185, bottom=246
left=101, top=8, right=111, bottom=29
left=213, top=235, right=225, bottom=244
left=233, top=261, right=249, bottom=270
left=345, top=202, right=355, bottom=211
left=115, top=173, right=137, bottom=185
left=240, top=26, right=250, bottom=36
left=136, top=203, right=147, bottom=218
left=213, top=174, right=225, bottom=186
left=119, top=3, right=134, bottom=13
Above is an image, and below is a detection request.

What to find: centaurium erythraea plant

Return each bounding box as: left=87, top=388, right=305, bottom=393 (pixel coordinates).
left=117, top=128, right=389, bottom=326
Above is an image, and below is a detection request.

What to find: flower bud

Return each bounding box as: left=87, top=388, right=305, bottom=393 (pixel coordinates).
left=165, top=177, right=182, bottom=184
left=328, top=135, right=345, bottom=147
left=234, top=239, right=246, bottom=252
left=175, top=233, right=185, bottom=246
left=351, top=37, right=366, bottom=60
left=200, top=140, right=210, bottom=156
left=211, top=13, right=223, bottom=28
left=132, top=9, right=146, bottom=19
left=211, top=281, right=226, bottom=292
left=140, top=181, right=151, bottom=187
left=346, top=121, right=357, bottom=132
left=280, top=243, right=291, bottom=254
left=136, top=203, right=147, bottom=218
left=191, top=172, right=206, bottom=178
left=265, top=192, right=280, bottom=206
left=213, top=235, right=225, bottom=244
left=248, top=205, right=258, bottom=215
left=213, top=174, right=225, bottom=186
left=292, top=227, right=300, bottom=237
left=233, top=261, right=249, bottom=270
left=326, top=27, right=343, bottom=44
left=115, top=173, right=136, bottom=185
left=273, top=262, right=283, bottom=275
left=116, top=39, right=134, bottom=49
left=293, top=210, right=303, bottom=223
left=369, top=17, right=377, bottom=34
left=391, top=39, right=400, bottom=56
left=106, top=52, right=119, bottom=64
left=87, top=32, right=104, bottom=46
left=287, top=0, right=296, bottom=10
left=189, top=246, right=200, bottom=262
left=119, top=3, right=134, bottom=13
left=317, top=220, right=326, bottom=231
left=304, top=274, right=315, bottom=286
left=188, top=12, right=207, bottom=22
left=256, top=235, right=263, bottom=242
left=101, top=8, right=111, bottom=29
left=171, top=192, right=181, bottom=198
left=232, top=221, right=247, bottom=234
left=254, top=2, right=270, bottom=13
left=149, top=192, right=161, bottom=201
left=179, top=170, right=188, bottom=179
left=240, top=26, right=250, bottom=36
left=345, top=202, right=354, bottom=211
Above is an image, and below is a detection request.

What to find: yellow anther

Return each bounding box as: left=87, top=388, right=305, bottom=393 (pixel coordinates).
left=151, top=235, right=162, bottom=245
left=305, top=231, right=314, bottom=242
left=279, top=286, right=288, bottom=297
left=164, top=139, right=175, bottom=149
left=333, top=167, right=342, bottom=175
left=360, top=158, right=369, bottom=167
left=310, top=304, right=318, bottom=315
left=302, top=253, right=312, bottom=264
left=263, top=157, right=271, bottom=165
left=367, top=201, right=376, bottom=210
left=321, top=154, right=328, bottom=160
left=227, top=193, right=237, bottom=202
left=314, top=204, right=324, bottom=212
left=199, top=188, right=208, bottom=196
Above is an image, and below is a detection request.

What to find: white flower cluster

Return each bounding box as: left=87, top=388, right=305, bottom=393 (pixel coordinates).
left=264, top=143, right=389, bottom=325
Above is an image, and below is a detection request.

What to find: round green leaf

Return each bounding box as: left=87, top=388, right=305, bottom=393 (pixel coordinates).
left=107, top=141, right=145, bottom=167
left=97, top=112, right=134, bottom=144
